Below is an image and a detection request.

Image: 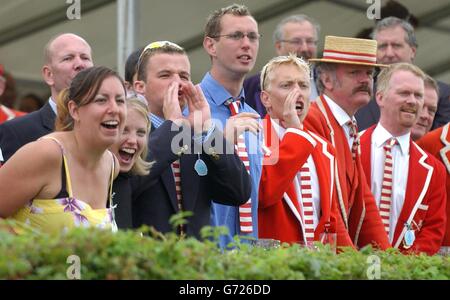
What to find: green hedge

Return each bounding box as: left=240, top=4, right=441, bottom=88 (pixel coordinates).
left=0, top=221, right=449, bottom=279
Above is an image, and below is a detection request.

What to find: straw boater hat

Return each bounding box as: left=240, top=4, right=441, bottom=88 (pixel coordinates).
left=309, top=35, right=387, bottom=67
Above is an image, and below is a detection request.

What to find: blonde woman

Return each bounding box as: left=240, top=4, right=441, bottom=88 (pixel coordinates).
left=111, top=97, right=152, bottom=229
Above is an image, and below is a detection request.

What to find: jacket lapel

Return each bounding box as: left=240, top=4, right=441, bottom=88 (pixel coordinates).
left=315, top=96, right=349, bottom=227
left=359, top=126, right=376, bottom=185
left=309, top=132, right=333, bottom=236
left=180, top=156, right=199, bottom=213
left=439, top=123, right=450, bottom=174
left=393, top=142, right=434, bottom=248
left=265, top=117, right=305, bottom=238
left=40, top=102, right=57, bottom=131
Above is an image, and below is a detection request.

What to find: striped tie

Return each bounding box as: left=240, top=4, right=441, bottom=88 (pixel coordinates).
left=171, top=160, right=184, bottom=235
left=379, top=137, right=397, bottom=235
left=346, top=120, right=359, bottom=160
left=300, top=162, right=315, bottom=243
left=227, top=99, right=253, bottom=233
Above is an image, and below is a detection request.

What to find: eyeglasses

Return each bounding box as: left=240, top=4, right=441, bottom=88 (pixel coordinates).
left=279, top=38, right=317, bottom=46
left=210, top=31, right=261, bottom=42
left=136, top=41, right=184, bottom=79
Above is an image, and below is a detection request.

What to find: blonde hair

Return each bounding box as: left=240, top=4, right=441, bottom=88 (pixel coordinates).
left=126, top=97, right=153, bottom=176
left=377, top=62, right=426, bottom=95
left=260, top=54, right=311, bottom=91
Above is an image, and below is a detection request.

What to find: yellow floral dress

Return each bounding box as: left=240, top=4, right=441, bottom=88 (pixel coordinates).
left=10, top=137, right=118, bottom=235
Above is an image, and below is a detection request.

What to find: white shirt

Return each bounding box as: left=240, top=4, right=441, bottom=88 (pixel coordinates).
left=0, top=146, right=3, bottom=163
left=371, top=124, right=410, bottom=243
left=323, top=94, right=357, bottom=149
left=48, top=97, right=57, bottom=115
left=271, top=118, right=320, bottom=229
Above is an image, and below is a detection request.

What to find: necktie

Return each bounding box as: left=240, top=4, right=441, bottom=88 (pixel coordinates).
left=300, top=162, right=315, bottom=243
left=227, top=99, right=253, bottom=233
left=346, top=120, right=359, bottom=160
left=379, top=137, right=397, bottom=236
left=171, top=160, right=184, bottom=235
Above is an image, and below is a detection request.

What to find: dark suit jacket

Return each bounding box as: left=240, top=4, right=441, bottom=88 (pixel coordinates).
left=356, top=80, right=450, bottom=131
left=433, top=81, right=450, bottom=130
left=243, top=73, right=267, bottom=118
left=0, top=101, right=55, bottom=162
left=132, top=120, right=252, bottom=239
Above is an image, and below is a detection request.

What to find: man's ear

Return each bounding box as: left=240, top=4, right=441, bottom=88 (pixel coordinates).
left=42, top=65, right=54, bottom=87
left=203, top=37, right=217, bottom=58
left=274, top=41, right=283, bottom=56
left=410, top=46, right=417, bottom=62
left=321, top=72, right=334, bottom=91
left=134, top=80, right=145, bottom=95
left=260, top=90, right=272, bottom=111
left=375, top=90, right=384, bottom=107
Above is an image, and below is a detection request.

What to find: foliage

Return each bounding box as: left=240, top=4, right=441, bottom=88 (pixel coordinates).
left=0, top=220, right=449, bottom=280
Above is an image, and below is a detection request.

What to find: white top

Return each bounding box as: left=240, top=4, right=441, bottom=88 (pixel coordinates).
left=371, top=124, right=410, bottom=243
left=323, top=94, right=357, bottom=149
left=271, top=118, right=320, bottom=229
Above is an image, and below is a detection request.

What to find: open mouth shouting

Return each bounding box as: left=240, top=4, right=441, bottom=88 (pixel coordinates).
left=101, top=120, right=120, bottom=136
left=295, top=101, right=305, bottom=115
left=118, top=147, right=137, bottom=165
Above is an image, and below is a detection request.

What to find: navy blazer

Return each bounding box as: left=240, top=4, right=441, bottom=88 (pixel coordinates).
left=356, top=80, right=450, bottom=131
left=0, top=101, right=55, bottom=162
left=131, top=120, right=252, bottom=239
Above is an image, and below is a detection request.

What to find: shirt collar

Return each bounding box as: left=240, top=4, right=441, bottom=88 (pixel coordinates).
left=373, top=123, right=410, bottom=156
left=150, top=113, right=165, bottom=129
left=322, top=94, right=355, bottom=127
left=200, top=72, right=246, bottom=106
left=270, top=117, right=286, bottom=139
left=48, top=97, right=57, bottom=115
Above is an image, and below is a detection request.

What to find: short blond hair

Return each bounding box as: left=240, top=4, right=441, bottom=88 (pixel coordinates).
left=260, top=54, right=311, bottom=91
left=377, top=62, right=426, bottom=95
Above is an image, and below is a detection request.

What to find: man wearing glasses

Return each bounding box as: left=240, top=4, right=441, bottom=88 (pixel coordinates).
left=200, top=4, right=263, bottom=248
left=244, top=14, right=321, bottom=117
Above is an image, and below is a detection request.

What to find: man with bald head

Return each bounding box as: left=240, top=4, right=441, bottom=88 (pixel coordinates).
left=0, top=33, right=93, bottom=163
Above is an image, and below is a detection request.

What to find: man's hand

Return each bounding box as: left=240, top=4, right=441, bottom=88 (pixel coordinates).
left=163, top=82, right=185, bottom=127
left=224, top=112, right=261, bottom=144
left=183, top=83, right=212, bottom=134
left=280, top=89, right=302, bottom=129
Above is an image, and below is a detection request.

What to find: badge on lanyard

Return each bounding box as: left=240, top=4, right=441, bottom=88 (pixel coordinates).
left=403, top=222, right=415, bottom=249
left=194, top=153, right=208, bottom=176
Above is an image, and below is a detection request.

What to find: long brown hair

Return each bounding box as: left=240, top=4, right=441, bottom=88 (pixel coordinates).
left=55, top=66, right=126, bottom=131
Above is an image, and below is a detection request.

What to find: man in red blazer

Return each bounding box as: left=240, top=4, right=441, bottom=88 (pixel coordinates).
left=258, top=54, right=354, bottom=249
left=416, top=122, right=450, bottom=254
left=303, top=36, right=390, bottom=249
left=360, top=63, right=446, bottom=255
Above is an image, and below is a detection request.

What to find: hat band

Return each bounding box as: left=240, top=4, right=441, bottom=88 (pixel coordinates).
left=323, top=50, right=376, bottom=64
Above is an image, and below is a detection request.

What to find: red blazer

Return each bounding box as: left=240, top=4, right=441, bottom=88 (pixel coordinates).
left=417, top=123, right=450, bottom=247
left=303, top=95, right=390, bottom=249
left=0, top=105, right=26, bottom=124
left=258, top=116, right=354, bottom=248
left=360, top=125, right=447, bottom=255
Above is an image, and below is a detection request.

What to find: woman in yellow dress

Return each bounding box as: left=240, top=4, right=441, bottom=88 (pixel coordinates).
left=0, top=66, right=127, bottom=234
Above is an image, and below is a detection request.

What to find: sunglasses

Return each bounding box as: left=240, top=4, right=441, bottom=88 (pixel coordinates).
left=136, top=41, right=184, bottom=79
